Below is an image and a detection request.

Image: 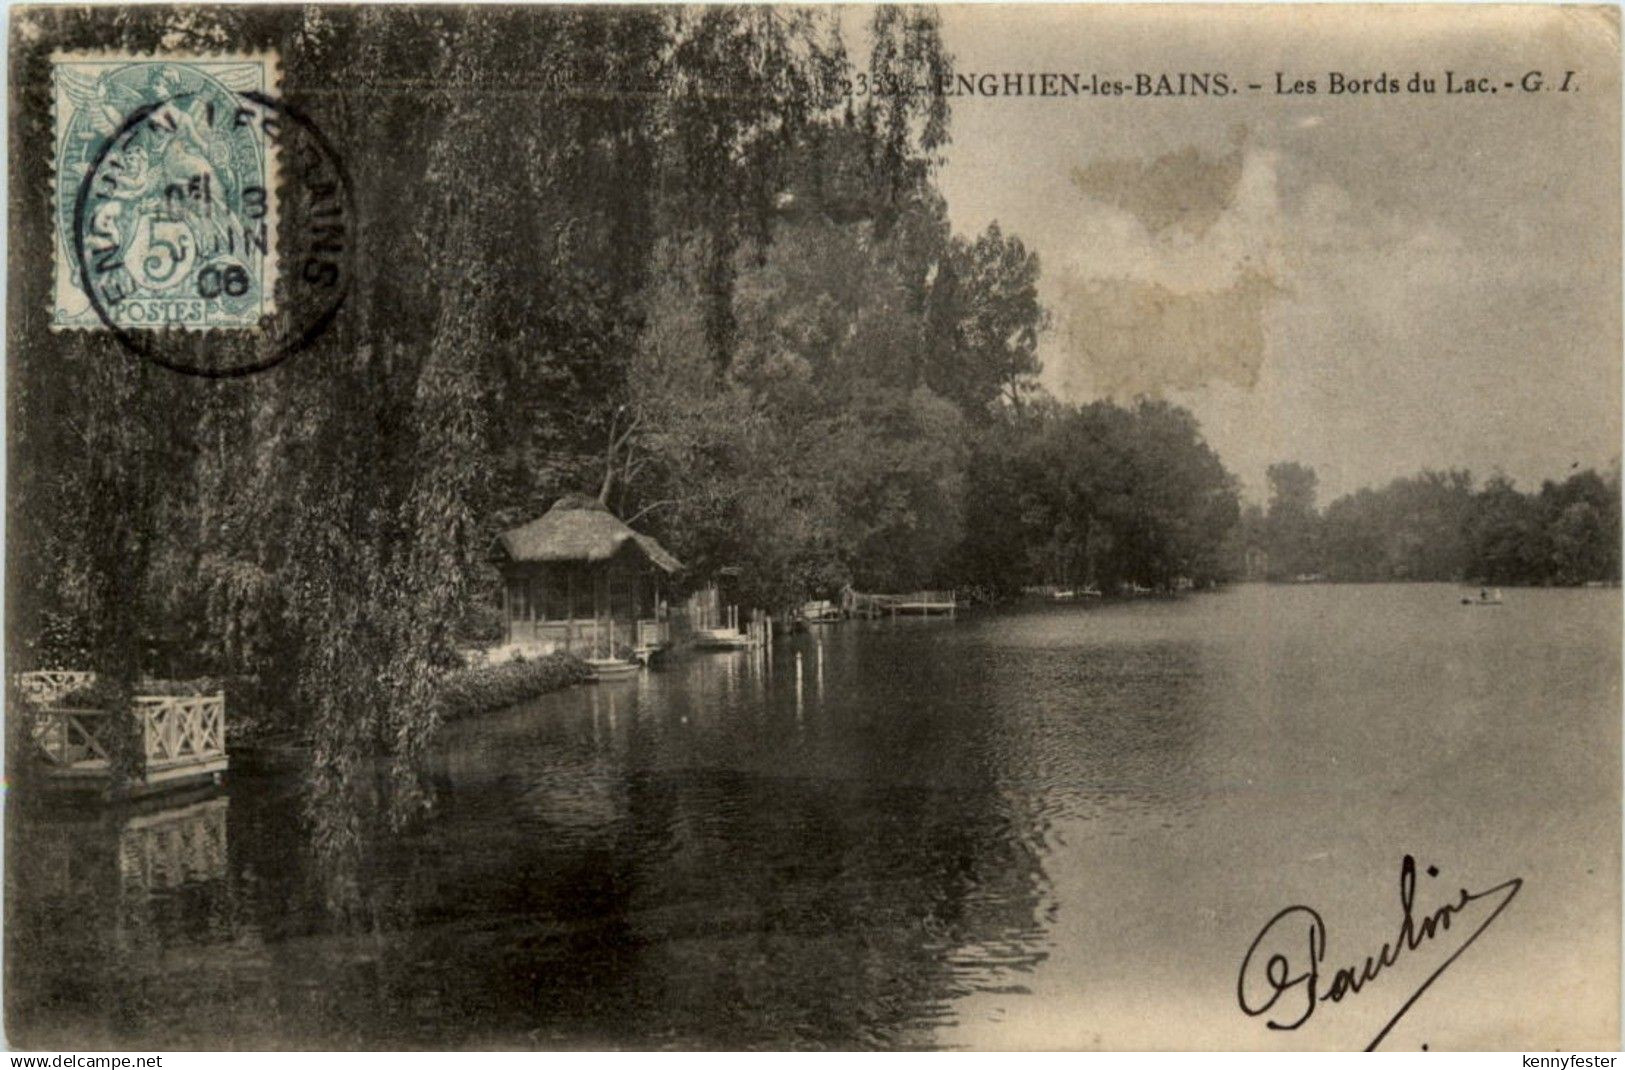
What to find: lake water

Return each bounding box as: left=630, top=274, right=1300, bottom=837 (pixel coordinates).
left=7, top=585, right=1619, bottom=1050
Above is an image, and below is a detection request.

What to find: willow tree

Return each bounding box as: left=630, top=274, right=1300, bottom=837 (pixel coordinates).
left=13, top=5, right=963, bottom=815
left=273, top=5, right=955, bottom=825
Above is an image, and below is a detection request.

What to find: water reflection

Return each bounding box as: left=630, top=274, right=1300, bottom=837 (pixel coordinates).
left=7, top=788, right=241, bottom=1048
left=8, top=623, right=1054, bottom=1049
left=10, top=589, right=1615, bottom=1049
left=412, top=641, right=1052, bottom=1048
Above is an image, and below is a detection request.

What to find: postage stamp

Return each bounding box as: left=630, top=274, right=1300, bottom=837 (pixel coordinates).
left=51, top=53, right=280, bottom=331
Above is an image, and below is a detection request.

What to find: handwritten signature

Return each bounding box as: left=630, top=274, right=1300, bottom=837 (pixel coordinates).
left=1236, top=854, right=1522, bottom=1050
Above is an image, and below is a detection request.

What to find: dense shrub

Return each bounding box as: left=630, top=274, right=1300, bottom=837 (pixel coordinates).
left=63, top=677, right=225, bottom=705
left=54, top=678, right=127, bottom=709
left=132, top=677, right=228, bottom=697
left=457, top=601, right=507, bottom=644
left=48, top=676, right=228, bottom=709
left=46, top=661, right=588, bottom=742
left=31, top=610, right=94, bottom=670
left=437, top=654, right=590, bottom=722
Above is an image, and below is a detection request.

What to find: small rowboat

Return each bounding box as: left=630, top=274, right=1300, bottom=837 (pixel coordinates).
left=693, top=628, right=758, bottom=650
left=585, top=657, right=641, bottom=681
left=800, top=600, right=841, bottom=623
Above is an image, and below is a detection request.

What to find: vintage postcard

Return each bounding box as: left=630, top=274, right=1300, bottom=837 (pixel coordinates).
left=5, top=2, right=1620, bottom=1054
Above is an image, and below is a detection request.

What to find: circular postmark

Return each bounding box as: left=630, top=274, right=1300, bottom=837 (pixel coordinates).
left=71, top=88, right=353, bottom=378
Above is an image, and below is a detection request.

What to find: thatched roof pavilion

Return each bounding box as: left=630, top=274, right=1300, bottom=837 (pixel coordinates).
left=491, top=495, right=680, bottom=655
left=493, top=494, right=681, bottom=573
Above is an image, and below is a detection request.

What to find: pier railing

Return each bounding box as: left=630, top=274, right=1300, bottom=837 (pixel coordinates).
left=31, top=707, right=112, bottom=768
left=15, top=670, right=96, bottom=706
left=844, top=589, right=958, bottom=616
left=135, top=695, right=227, bottom=772
left=636, top=618, right=670, bottom=651
left=29, top=692, right=228, bottom=789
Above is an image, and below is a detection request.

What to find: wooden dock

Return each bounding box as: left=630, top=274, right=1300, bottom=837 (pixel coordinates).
left=18, top=672, right=229, bottom=797
left=844, top=589, right=958, bottom=618
left=689, top=605, right=771, bottom=650
left=15, top=669, right=95, bottom=705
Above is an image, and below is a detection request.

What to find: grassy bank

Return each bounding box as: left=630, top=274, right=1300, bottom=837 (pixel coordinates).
left=437, top=653, right=591, bottom=722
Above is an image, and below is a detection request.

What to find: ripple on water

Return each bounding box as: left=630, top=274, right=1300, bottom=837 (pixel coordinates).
left=6, top=587, right=1618, bottom=1049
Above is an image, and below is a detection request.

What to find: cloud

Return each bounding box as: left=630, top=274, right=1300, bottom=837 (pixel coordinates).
left=1069, top=131, right=1247, bottom=239
left=1049, top=139, right=1495, bottom=401
left=1052, top=137, right=1289, bottom=397
left=936, top=4, right=1620, bottom=498
left=1054, top=270, right=1279, bottom=396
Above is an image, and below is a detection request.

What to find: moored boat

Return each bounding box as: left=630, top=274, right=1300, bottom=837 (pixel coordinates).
left=800, top=599, right=841, bottom=623
left=692, top=627, right=759, bottom=650
left=584, top=657, right=641, bottom=680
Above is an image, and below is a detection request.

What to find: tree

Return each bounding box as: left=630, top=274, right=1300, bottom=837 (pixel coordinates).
left=1318, top=469, right=1474, bottom=581
left=955, top=398, right=1240, bottom=593
left=927, top=223, right=1047, bottom=416
left=1264, top=462, right=1322, bottom=579
left=1465, top=476, right=1546, bottom=583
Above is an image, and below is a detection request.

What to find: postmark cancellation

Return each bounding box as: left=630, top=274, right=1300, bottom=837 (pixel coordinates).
left=51, top=53, right=280, bottom=332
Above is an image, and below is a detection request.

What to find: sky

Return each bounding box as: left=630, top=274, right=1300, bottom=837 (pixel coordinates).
left=930, top=4, right=1621, bottom=503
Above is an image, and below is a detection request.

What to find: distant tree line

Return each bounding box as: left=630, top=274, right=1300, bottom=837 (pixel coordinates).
left=955, top=399, right=1238, bottom=597
left=1236, top=461, right=1621, bottom=586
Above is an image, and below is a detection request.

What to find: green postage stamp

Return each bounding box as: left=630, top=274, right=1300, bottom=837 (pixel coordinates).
left=51, top=53, right=279, bottom=331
